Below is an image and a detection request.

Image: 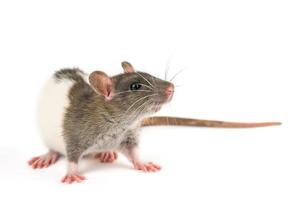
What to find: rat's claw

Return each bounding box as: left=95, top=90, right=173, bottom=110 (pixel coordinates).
left=133, top=162, right=161, bottom=172
left=28, top=157, right=39, bottom=165
left=148, top=162, right=161, bottom=170
left=95, top=151, right=118, bottom=163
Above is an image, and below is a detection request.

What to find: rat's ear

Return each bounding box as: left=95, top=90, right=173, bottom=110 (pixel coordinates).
left=121, top=61, right=135, bottom=73
left=89, top=71, right=114, bottom=100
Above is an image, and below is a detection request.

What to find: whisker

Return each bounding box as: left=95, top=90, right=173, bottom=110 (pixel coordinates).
left=125, top=93, right=158, bottom=114
left=164, top=66, right=169, bottom=81
left=150, top=75, right=157, bottom=88
left=165, top=53, right=173, bottom=80
left=127, top=98, right=156, bottom=121
left=139, top=83, right=153, bottom=91
left=114, top=89, right=152, bottom=96
left=169, top=68, right=186, bottom=82
left=136, top=72, right=154, bottom=88
left=131, top=98, right=154, bottom=117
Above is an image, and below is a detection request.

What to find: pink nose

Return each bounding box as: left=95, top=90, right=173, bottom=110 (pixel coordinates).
left=165, top=85, right=174, bottom=96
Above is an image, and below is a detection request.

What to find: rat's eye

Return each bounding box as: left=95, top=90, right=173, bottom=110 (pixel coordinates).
left=130, top=82, right=142, bottom=91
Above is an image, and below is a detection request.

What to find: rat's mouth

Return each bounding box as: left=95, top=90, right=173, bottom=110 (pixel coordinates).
left=150, top=91, right=173, bottom=111
left=152, top=105, right=161, bottom=112
left=150, top=104, right=162, bottom=112
left=149, top=97, right=171, bottom=113
left=162, top=93, right=174, bottom=104
left=147, top=84, right=174, bottom=113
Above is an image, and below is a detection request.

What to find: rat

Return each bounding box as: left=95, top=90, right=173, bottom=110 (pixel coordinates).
left=28, top=61, right=281, bottom=184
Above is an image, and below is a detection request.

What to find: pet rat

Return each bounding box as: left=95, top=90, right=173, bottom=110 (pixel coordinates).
left=28, top=61, right=281, bottom=184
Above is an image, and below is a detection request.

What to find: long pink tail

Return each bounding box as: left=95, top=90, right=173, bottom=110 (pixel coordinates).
left=142, top=116, right=282, bottom=128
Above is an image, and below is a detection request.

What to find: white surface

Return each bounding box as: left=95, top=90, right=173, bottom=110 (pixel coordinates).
left=0, top=0, right=299, bottom=200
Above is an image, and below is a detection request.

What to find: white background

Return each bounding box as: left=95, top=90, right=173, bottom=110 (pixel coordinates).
left=0, top=0, right=299, bottom=199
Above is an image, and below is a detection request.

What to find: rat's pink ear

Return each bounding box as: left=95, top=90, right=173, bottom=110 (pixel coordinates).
left=121, top=61, right=135, bottom=73
left=89, top=71, right=114, bottom=100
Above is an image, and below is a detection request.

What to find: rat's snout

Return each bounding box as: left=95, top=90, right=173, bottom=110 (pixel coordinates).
left=165, top=84, right=174, bottom=97
left=151, top=81, right=174, bottom=107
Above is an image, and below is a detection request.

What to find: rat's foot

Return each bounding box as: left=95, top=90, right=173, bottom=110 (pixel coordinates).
left=28, top=151, right=60, bottom=169
left=133, top=162, right=161, bottom=172
left=61, top=173, right=86, bottom=184
left=95, top=151, right=118, bottom=163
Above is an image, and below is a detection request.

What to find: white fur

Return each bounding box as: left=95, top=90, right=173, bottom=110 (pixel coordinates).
left=36, top=71, right=136, bottom=157
left=37, top=76, right=75, bottom=155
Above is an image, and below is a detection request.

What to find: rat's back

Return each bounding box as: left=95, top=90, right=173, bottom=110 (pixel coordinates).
left=37, top=68, right=87, bottom=155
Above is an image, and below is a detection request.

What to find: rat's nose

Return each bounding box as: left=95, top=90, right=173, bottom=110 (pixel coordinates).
left=165, top=84, right=174, bottom=96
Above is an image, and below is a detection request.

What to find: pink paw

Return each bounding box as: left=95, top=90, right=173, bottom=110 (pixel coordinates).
left=95, top=151, right=118, bottom=163
left=133, top=162, right=161, bottom=172
left=61, top=173, right=86, bottom=184
left=28, top=151, right=60, bottom=169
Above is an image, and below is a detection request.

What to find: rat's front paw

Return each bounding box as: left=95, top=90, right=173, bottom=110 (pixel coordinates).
left=95, top=151, right=118, bottom=163
left=61, top=173, right=86, bottom=184
left=133, top=162, right=161, bottom=172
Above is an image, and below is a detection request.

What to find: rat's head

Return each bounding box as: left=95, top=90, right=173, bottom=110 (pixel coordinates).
left=89, top=61, right=174, bottom=116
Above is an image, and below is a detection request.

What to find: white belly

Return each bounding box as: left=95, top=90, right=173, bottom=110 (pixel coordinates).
left=36, top=77, right=75, bottom=155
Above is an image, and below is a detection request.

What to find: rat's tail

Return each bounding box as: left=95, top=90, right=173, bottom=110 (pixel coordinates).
left=142, top=116, right=282, bottom=128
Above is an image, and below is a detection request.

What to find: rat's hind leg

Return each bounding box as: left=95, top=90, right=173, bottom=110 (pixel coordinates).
left=94, top=151, right=118, bottom=163
left=28, top=150, right=60, bottom=169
